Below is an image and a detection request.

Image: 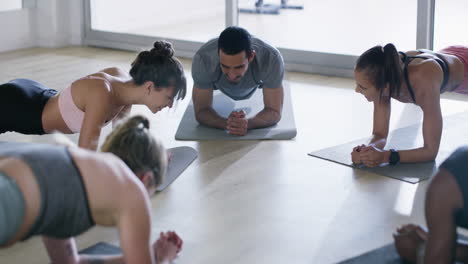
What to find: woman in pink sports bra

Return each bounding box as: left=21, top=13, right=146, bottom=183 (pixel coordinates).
left=0, top=40, right=186, bottom=150
left=351, top=44, right=468, bottom=167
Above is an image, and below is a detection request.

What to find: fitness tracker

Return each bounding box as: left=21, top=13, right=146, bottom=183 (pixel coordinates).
left=389, top=149, right=400, bottom=166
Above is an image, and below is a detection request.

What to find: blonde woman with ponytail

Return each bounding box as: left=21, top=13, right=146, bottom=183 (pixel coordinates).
left=352, top=43, right=468, bottom=167
left=0, top=115, right=182, bottom=264
left=0, top=41, right=187, bottom=151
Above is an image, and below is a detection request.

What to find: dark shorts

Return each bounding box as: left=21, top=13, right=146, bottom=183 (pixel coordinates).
left=0, top=79, right=57, bottom=134
left=440, top=146, right=468, bottom=228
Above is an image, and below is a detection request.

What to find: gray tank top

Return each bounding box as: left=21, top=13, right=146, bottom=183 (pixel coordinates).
left=0, top=141, right=95, bottom=239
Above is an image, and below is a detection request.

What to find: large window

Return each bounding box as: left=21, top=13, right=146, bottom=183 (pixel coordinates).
left=90, top=0, right=225, bottom=42
left=238, top=0, right=417, bottom=56
left=84, top=0, right=444, bottom=77
left=433, top=0, right=468, bottom=51
left=0, top=0, right=21, bottom=12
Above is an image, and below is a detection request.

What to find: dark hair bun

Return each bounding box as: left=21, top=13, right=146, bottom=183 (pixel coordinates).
left=140, top=117, right=150, bottom=129
left=151, top=40, right=174, bottom=58
left=126, top=115, right=150, bottom=131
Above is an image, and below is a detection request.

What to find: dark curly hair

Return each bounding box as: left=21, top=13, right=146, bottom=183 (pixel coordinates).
left=130, top=40, right=186, bottom=101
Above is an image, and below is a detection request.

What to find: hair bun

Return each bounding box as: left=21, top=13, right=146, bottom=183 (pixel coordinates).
left=139, top=116, right=149, bottom=129
left=140, top=117, right=150, bottom=129
left=126, top=115, right=150, bottom=131
left=151, top=40, right=174, bottom=58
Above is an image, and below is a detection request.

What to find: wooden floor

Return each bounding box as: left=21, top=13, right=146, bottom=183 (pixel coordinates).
left=1, top=46, right=468, bottom=263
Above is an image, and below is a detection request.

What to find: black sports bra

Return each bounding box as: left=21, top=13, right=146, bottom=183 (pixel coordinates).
left=399, top=49, right=450, bottom=103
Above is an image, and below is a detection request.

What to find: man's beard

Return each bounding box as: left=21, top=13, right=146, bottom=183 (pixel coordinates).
left=226, top=75, right=242, bottom=83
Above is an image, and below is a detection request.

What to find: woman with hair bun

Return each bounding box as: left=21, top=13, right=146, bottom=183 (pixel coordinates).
left=0, top=41, right=187, bottom=150
left=352, top=44, right=468, bottom=167
left=0, top=115, right=183, bottom=264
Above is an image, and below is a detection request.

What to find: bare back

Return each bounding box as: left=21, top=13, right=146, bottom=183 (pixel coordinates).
left=68, top=147, right=156, bottom=263
left=67, top=147, right=150, bottom=227
left=396, top=50, right=465, bottom=105
left=41, top=68, right=131, bottom=134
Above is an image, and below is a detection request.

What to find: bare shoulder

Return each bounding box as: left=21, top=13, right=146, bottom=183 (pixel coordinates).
left=68, top=148, right=148, bottom=225
left=69, top=77, right=113, bottom=113
left=94, top=152, right=139, bottom=184
left=95, top=152, right=150, bottom=212
left=100, top=67, right=130, bottom=78
left=427, top=168, right=463, bottom=208
left=80, top=81, right=113, bottom=116
left=81, top=78, right=113, bottom=102
left=410, top=61, right=442, bottom=101
left=405, top=50, right=421, bottom=56
left=69, top=148, right=146, bottom=196
left=69, top=147, right=133, bottom=184
left=411, top=62, right=441, bottom=85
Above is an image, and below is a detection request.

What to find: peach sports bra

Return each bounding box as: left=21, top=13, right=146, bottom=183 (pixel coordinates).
left=58, top=76, right=117, bottom=133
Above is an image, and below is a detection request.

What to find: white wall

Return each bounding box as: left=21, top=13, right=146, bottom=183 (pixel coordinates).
left=0, top=8, right=36, bottom=52
left=0, top=0, right=84, bottom=53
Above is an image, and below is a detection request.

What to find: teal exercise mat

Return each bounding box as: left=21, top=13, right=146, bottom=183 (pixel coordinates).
left=308, top=110, right=468, bottom=183
left=175, top=85, right=296, bottom=140
left=338, top=234, right=468, bottom=263
left=158, top=146, right=197, bottom=191
left=79, top=242, right=121, bottom=255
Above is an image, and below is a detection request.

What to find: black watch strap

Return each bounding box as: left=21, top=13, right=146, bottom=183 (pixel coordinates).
left=389, top=149, right=400, bottom=165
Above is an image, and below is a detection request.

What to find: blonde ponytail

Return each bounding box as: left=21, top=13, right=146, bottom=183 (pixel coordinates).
left=101, top=115, right=167, bottom=187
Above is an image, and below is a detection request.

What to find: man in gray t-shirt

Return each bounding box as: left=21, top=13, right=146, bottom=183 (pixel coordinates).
left=192, top=26, right=284, bottom=136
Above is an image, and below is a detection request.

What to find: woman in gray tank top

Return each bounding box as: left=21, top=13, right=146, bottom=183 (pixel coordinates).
left=0, top=115, right=182, bottom=264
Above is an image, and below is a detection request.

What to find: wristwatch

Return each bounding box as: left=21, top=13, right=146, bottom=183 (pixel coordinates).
left=389, top=149, right=400, bottom=165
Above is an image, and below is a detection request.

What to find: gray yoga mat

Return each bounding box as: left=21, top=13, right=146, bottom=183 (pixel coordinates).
left=337, top=244, right=406, bottom=264
left=338, top=235, right=468, bottom=263
left=309, top=110, right=468, bottom=183
left=158, top=146, right=197, bottom=191
left=175, top=85, right=297, bottom=140
left=80, top=242, right=121, bottom=255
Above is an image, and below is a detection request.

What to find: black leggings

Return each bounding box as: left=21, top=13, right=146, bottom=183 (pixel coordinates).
left=0, top=79, right=57, bottom=135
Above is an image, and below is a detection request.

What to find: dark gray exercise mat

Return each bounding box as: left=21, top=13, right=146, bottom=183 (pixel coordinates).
left=337, top=244, right=405, bottom=264
left=158, top=146, right=197, bottom=191
left=338, top=234, right=468, bottom=264
left=175, top=85, right=297, bottom=140
left=79, top=242, right=121, bottom=255
left=308, top=110, right=468, bottom=183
